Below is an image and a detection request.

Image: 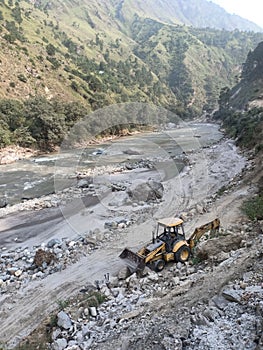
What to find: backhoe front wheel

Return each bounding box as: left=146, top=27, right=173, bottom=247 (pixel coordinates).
left=154, top=259, right=165, bottom=272
left=175, top=245, right=190, bottom=263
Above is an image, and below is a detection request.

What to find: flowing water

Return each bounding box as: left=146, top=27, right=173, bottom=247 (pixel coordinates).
left=0, top=123, right=222, bottom=205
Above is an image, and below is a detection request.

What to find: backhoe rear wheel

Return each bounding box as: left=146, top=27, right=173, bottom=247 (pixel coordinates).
left=175, top=245, right=190, bottom=263
left=154, top=259, right=165, bottom=272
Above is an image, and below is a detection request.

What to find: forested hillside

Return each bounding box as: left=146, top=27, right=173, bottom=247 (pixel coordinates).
left=0, top=0, right=263, bottom=151
left=215, top=41, right=263, bottom=151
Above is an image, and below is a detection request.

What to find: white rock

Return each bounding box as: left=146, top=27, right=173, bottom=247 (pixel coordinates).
left=147, top=272, right=159, bottom=282
left=52, top=338, right=67, bottom=350
left=57, top=311, right=72, bottom=330
left=172, top=276, right=180, bottom=285
left=89, top=306, right=97, bottom=317
left=52, top=329, right=61, bottom=341
left=14, top=269, right=23, bottom=277
left=83, top=308, right=89, bottom=317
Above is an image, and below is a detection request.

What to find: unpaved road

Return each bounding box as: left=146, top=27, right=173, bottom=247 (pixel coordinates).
left=0, top=133, right=252, bottom=348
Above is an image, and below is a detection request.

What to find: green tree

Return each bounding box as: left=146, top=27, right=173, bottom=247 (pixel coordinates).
left=70, top=80, right=79, bottom=92
left=0, top=99, right=25, bottom=131
left=63, top=101, right=88, bottom=127
left=25, top=97, right=67, bottom=151
left=11, top=4, right=23, bottom=25
left=46, top=43, right=56, bottom=56
left=0, top=120, right=11, bottom=147
left=12, top=126, right=36, bottom=147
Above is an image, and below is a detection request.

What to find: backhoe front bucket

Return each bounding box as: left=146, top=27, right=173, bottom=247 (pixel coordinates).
left=119, top=248, right=145, bottom=273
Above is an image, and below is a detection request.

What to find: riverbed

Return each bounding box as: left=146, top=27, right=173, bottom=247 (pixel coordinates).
left=0, top=123, right=221, bottom=206
left=0, top=122, right=247, bottom=252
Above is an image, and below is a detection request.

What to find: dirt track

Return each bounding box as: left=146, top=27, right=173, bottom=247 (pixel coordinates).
left=0, top=134, right=253, bottom=348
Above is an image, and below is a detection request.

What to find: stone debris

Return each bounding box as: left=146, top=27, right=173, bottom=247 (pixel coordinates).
left=0, top=136, right=260, bottom=349
left=47, top=221, right=263, bottom=350
left=57, top=311, right=72, bottom=330
left=0, top=228, right=123, bottom=294
left=0, top=146, right=37, bottom=165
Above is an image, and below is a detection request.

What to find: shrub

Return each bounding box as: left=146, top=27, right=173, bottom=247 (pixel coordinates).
left=242, top=195, right=263, bottom=220
left=17, top=74, right=27, bottom=83
left=217, top=185, right=228, bottom=196
left=56, top=299, right=70, bottom=311
left=70, top=80, right=78, bottom=91
left=46, top=43, right=56, bottom=56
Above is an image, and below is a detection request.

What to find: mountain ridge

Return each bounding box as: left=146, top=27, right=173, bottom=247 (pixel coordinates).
left=115, top=0, right=263, bottom=32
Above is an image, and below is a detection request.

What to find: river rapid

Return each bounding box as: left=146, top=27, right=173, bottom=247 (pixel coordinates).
left=0, top=123, right=222, bottom=206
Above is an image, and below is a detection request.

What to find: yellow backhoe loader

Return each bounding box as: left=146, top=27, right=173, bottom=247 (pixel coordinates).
left=120, top=217, right=220, bottom=272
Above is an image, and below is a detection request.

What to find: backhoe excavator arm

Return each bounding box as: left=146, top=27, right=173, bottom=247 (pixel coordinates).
left=187, top=218, right=220, bottom=249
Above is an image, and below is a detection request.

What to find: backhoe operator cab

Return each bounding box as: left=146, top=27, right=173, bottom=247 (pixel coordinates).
left=155, top=217, right=186, bottom=252
left=134, top=217, right=191, bottom=272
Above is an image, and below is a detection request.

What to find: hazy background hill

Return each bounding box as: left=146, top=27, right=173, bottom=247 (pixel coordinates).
left=114, top=0, right=263, bottom=32
left=0, top=0, right=263, bottom=150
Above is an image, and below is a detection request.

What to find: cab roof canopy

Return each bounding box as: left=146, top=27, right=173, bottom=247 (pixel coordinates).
left=157, top=217, right=184, bottom=227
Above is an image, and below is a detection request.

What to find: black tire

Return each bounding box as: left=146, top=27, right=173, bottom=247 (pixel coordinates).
left=175, top=245, right=190, bottom=263
left=154, top=259, right=165, bottom=272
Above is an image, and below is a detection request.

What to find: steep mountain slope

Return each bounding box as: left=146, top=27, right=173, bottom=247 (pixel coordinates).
left=1, top=0, right=263, bottom=151
left=26, top=0, right=263, bottom=33
left=117, top=0, right=262, bottom=32
left=221, top=42, right=263, bottom=110
left=0, top=0, right=262, bottom=107
left=214, top=40, right=263, bottom=224
left=131, top=19, right=263, bottom=114
left=215, top=41, right=263, bottom=151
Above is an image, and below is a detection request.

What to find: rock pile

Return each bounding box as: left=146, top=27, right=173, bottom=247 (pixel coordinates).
left=48, top=222, right=263, bottom=350
left=186, top=269, right=263, bottom=350
left=0, top=238, right=86, bottom=293
left=0, top=146, right=37, bottom=165
left=0, top=227, right=123, bottom=294
left=49, top=263, right=196, bottom=350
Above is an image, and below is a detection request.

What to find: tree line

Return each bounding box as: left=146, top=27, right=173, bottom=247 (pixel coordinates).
left=0, top=97, right=171, bottom=152
left=0, top=97, right=89, bottom=151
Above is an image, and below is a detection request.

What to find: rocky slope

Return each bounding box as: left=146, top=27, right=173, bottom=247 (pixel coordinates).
left=48, top=222, right=263, bottom=350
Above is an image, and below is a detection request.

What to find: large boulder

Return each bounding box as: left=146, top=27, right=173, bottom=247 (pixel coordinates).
left=123, top=148, right=142, bottom=155
left=195, top=234, right=243, bottom=261
left=127, top=179, right=164, bottom=203
left=57, top=311, right=72, bottom=330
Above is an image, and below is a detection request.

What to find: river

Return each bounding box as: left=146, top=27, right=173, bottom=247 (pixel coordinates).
left=0, top=123, right=222, bottom=206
